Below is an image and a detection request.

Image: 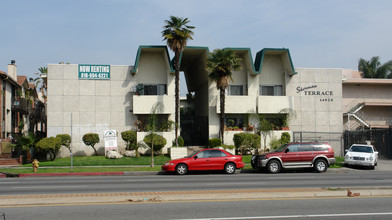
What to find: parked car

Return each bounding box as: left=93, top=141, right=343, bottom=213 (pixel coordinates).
left=161, top=148, right=245, bottom=175
left=344, top=144, right=378, bottom=169
left=251, top=142, right=336, bottom=173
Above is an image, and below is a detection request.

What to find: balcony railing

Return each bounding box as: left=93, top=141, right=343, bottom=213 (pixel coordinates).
left=216, top=96, right=257, bottom=114
left=258, top=96, right=294, bottom=113
left=133, top=95, right=175, bottom=114
left=11, top=98, right=27, bottom=113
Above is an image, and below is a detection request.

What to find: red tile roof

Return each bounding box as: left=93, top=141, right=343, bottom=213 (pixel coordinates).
left=17, top=75, right=27, bottom=86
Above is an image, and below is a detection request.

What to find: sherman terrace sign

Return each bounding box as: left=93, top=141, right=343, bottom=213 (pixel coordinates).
left=79, top=64, right=110, bottom=80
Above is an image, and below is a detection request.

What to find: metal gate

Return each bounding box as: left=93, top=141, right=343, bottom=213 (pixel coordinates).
left=293, top=131, right=344, bottom=156
left=343, top=128, right=392, bottom=159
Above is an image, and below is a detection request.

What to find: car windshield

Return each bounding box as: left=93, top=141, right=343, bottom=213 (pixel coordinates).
left=350, top=146, right=373, bottom=153
left=186, top=150, right=200, bottom=158
left=274, top=144, right=288, bottom=152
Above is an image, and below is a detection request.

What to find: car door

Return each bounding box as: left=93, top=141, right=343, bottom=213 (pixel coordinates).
left=280, top=144, right=301, bottom=167
left=190, top=150, right=211, bottom=170
left=208, top=150, right=228, bottom=170
left=298, top=144, right=314, bottom=165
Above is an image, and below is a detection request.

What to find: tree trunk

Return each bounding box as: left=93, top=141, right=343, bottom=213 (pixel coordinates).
left=220, top=87, right=225, bottom=145
left=150, top=140, right=155, bottom=167
left=92, top=146, right=98, bottom=156
left=174, top=51, right=180, bottom=147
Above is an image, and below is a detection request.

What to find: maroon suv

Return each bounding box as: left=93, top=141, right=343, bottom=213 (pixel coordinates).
left=251, top=142, right=336, bottom=173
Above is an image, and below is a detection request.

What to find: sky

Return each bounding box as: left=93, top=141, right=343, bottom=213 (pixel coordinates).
left=1, top=0, right=392, bottom=95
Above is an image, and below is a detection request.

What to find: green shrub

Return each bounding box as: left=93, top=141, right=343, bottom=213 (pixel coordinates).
left=82, top=133, right=100, bottom=156
left=221, top=144, right=235, bottom=150
left=143, top=133, right=167, bottom=154
left=208, top=138, right=221, bottom=148
left=233, top=132, right=261, bottom=154
left=269, top=136, right=281, bottom=150
left=281, top=132, right=291, bottom=144
left=172, top=136, right=184, bottom=147
left=36, top=137, right=61, bottom=161
left=121, top=130, right=137, bottom=151
left=56, top=134, right=71, bottom=153
left=233, top=133, right=247, bottom=149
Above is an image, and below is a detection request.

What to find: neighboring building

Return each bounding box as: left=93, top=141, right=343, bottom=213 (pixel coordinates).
left=0, top=61, right=47, bottom=158
left=47, top=46, right=347, bottom=157
left=342, top=70, right=392, bottom=130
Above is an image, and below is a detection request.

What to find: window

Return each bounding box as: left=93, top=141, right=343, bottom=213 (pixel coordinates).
left=197, top=151, right=210, bottom=158
left=287, top=144, right=299, bottom=152
left=298, top=144, right=311, bottom=152
left=259, top=85, right=283, bottom=96
left=143, top=84, right=166, bottom=95
left=229, top=85, right=244, bottom=96
left=210, top=150, right=226, bottom=158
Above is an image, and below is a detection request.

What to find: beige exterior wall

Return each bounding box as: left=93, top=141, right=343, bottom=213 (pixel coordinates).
left=208, top=52, right=343, bottom=154
left=343, top=80, right=392, bottom=129
left=47, top=49, right=176, bottom=157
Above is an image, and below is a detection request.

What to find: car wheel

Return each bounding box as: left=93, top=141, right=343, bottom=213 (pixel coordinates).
left=370, top=165, right=375, bottom=170
left=224, top=163, right=236, bottom=174
left=175, top=164, right=188, bottom=175
left=314, top=159, right=327, bottom=173
left=267, top=160, right=281, bottom=173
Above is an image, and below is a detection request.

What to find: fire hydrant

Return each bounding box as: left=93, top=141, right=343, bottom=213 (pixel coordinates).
left=32, top=159, right=39, bottom=172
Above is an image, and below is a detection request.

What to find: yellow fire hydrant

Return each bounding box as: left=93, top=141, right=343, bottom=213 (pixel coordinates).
left=32, top=159, right=39, bottom=172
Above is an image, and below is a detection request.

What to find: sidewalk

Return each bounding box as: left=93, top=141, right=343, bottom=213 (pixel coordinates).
left=1, top=187, right=392, bottom=206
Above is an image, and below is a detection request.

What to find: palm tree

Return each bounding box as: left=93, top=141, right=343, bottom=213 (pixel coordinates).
left=358, top=56, right=392, bottom=78
left=207, top=49, right=242, bottom=144
left=162, top=16, right=195, bottom=146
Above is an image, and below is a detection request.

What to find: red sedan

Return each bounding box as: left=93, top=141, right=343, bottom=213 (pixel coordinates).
left=161, top=148, right=245, bottom=175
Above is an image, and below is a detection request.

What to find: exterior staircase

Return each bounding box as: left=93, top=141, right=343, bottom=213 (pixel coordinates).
left=0, top=156, right=22, bottom=166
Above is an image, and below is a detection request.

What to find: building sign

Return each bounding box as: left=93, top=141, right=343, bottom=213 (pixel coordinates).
left=79, top=64, right=110, bottom=80
left=296, top=85, right=334, bottom=102
left=104, top=130, right=118, bottom=154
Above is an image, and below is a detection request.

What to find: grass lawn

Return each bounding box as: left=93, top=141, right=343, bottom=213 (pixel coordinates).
left=19, top=155, right=171, bottom=167
left=0, top=166, right=162, bottom=174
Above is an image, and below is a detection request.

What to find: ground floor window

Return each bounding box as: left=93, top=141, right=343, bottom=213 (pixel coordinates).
left=136, top=114, right=173, bottom=132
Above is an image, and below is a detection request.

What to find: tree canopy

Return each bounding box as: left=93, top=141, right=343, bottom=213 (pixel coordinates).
left=358, top=56, right=392, bottom=78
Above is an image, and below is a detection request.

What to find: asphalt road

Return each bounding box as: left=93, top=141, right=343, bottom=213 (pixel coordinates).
left=1, top=169, right=392, bottom=195
left=1, top=196, right=392, bottom=220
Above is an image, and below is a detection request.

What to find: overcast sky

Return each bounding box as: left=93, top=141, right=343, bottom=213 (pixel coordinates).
left=1, top=0, right=392, bottom=95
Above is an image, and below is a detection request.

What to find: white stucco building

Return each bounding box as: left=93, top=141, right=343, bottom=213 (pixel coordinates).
left=47, top=45, right=347, bottom=157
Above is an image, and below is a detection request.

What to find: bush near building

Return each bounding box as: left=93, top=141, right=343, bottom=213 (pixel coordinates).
left=143, top=133, right=166, bottom=154
left=208, top=138, right=222, bottom=148
left=56, top=134, right=71, bottom=153
left=82, top=133, right=100, bottom=156
left=36, top=137, right=61, bottom=161
left=233, top=133, right=261, bottom=154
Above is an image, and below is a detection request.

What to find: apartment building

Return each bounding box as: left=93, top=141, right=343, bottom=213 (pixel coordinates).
left=47, top=45, right=349, bottom=157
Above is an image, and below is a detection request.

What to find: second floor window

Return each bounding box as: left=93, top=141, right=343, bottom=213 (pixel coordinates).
left=228, top=85, right=247, bottom=96
left=259, top=85, right=283, bottom=96
left=140, top=84, right=167, bottom=95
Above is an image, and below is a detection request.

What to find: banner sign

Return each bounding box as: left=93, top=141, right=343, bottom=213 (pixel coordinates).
left=79, top=64, right=110, bottom=80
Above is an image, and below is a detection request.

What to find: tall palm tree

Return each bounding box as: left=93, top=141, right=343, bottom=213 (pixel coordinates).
left=162, top=16, right=195, bottom=146
left=207, top=49, right=242, bottom=144
left=358, top=56, right=392, bottom=78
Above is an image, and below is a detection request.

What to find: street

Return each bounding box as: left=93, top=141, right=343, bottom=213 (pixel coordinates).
left=1, top=170, right=392, bottom=195
left=1, top=196, right=392, bottom=220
